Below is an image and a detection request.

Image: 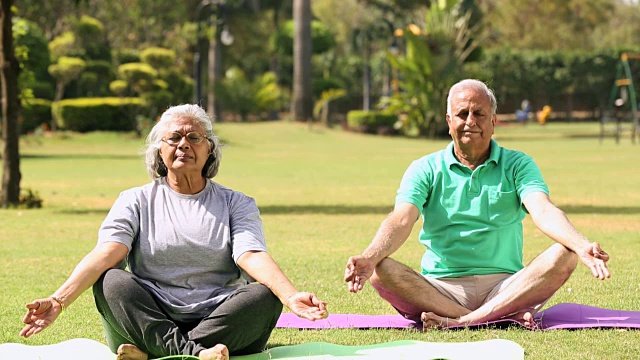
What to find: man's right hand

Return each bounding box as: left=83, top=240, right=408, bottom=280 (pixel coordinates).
left=344, top=255, right=376, bottom=293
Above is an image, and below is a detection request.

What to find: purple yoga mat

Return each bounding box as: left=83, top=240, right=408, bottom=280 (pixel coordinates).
left=276, top=303, right=640, bottom=330
left=276, top=313, right=417, bottom=329
left=535, top=303, right=640, bottom=330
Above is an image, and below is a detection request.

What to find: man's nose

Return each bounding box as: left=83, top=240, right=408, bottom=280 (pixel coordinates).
left=465, top=114, right=477, bottom=127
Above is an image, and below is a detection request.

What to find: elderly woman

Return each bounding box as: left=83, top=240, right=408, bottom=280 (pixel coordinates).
left=20, top=104, right=328, bottom=360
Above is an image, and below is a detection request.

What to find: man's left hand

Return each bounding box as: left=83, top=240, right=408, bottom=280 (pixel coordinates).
left=578, top=242, right=611, bottom=280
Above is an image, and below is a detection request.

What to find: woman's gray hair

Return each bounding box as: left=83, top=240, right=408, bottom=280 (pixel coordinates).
left=446, top=79, right=497, bottom=116
left=144, top=104, right=222, bottom=179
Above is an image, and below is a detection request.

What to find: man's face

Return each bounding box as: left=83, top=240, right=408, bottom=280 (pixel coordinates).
left=446, top=87, right=496, bottom=151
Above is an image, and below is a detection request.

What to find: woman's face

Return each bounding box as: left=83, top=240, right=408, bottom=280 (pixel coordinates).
left=159, top=116, right=211, bottom=178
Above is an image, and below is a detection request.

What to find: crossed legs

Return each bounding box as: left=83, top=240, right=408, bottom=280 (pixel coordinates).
left=370, top=243, right=578, bottom=329
left=93, top=269, right=282, bottom=359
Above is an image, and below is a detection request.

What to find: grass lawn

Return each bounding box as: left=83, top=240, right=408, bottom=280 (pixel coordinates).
left=1, top=121, right=639, bottom=359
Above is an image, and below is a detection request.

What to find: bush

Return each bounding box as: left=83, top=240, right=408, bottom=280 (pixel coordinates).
left=141, top=47, right=176, bottom=70
left=18, top=188, right=43, bottom=209
left=347, top=110, right=398, bottom=135
left=270, top=20, right=336, bottom=56
left=31, top=81, right=55, bottom=100
left=115, top=49, right=140, bottom=65
left=312, top=77, right=344, bottom=98
left=21, top=98, right=52, bottom=133
left=54, top=97, right=145, bottom=132
left=160, top=70, right=193, bottom=104
left=118, top=63, right=157, bottom=93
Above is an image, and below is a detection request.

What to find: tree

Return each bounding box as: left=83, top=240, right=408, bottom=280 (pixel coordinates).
left=48, top=56, right=86, bottom=131
left=1, top=0, right=21, bottom=207
left=290, top=0, right=312, bottom=122
left=480, top=0, right=614, bottom=51
left=385, top=1, right=480, bottom=138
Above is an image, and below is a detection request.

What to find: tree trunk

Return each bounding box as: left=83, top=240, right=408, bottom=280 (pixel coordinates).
left=207, top=15, right=222, bottom=123
left=362, top=33, right=370, bottom=111
left=1, top=0, right=21, bottom=207
left=51, top=81, right=64, bottom=132
left=290, top=0, right=312, bottom=122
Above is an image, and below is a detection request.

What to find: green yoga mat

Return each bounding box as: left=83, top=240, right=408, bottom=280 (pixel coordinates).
left=233, top=339, right=523, bottom=360
left=0, top=338, right=524, bottom=360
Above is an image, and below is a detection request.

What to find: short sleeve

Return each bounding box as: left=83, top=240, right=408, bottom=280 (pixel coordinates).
left=395, top=159, right=431, bottom=213
left=97, top=189, right=140, bottom=251
left=513, top=154, right=549, bottom=205
left=228, top=194, right=267, bottom=263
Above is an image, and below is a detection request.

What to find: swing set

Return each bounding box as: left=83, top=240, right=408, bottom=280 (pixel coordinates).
left=600, top=52, right=640, bottom=144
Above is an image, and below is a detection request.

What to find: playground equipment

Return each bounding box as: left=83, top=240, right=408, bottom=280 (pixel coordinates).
left=600, top=53, right=640, bottom=143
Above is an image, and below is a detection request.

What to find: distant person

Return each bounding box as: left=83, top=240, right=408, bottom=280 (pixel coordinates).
left=20, top=104, right=328, bottom=360
left=344, top=79, right=610, bottom=329
left=516, top=99, right=531, bottom=125
left=537, top=105, right=552, bottom=125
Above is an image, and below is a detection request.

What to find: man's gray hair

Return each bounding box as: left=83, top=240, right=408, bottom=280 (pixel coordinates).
left=446, top=79, right=497, bottom=116
left=144, top=104, right=222, bottom=179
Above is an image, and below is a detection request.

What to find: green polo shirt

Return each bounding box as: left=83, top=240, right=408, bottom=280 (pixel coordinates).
left=396, top=139, right=549, bottom=278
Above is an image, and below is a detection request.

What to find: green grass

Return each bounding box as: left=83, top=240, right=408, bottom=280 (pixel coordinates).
left=1, top=121, right=639, bottom=359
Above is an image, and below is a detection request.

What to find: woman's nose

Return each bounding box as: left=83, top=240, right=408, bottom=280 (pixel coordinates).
left=177, top=136, right=190, bottom=149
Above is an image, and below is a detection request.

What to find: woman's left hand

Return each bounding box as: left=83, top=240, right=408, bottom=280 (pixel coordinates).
left=285, top=292, right=328, bottom=321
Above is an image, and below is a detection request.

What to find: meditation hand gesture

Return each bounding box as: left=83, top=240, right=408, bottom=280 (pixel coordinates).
left=19, top=297, right=64, bottom=338
left=344, top=255, right=376, bottom=293
left=578, top=242, right=611, bottom=280
left=285, top=292, right=328, bottom=321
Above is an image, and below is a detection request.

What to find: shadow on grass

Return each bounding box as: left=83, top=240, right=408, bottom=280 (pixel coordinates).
left=559, top=204, right=640, bottom=215
left=53, top=204, right=639, bottom=216
left=56, top=208, right=111, bottom=215
left=259, top=204, right=392, bottom=215
left=22, top=154, right=139, bottom=160
left=494, top=133, right=601, bottom=142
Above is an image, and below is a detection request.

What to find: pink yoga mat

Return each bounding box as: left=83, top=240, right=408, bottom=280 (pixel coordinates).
left=276, top=303, right=640, bottom=330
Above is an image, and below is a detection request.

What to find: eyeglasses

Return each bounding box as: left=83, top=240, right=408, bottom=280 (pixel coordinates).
left=162, top=131, right=207, bottom=145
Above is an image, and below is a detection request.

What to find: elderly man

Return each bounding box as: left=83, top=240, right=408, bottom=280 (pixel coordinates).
left=344, top=79, right=610, bottom=329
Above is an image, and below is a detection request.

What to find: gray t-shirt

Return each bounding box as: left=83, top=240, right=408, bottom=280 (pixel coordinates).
left=98, top=178, right=267, bottom=322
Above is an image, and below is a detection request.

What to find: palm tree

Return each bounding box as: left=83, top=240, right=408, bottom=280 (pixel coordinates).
left=290, top=0, right=312, bottom=122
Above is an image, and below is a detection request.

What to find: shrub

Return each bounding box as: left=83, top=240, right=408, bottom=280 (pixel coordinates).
left=54, top=97, right=145, bottom=132
left=270, top=20, right=336, bottom=56
left=347, top=110, right=398, bottom=135
left=18, top=188, right=43, bottom=209
left=160, top=70, right=193, bottom=105
left=118, top=63, right=157, bottom=93
left=115, top=49, right=140, bottom=65
left=109, top=80, right=129, bottom=96
left=141, top=47, right=176, bottom=70
left=312, top=77, right=344, bottom=98
left=31, top=81, right=55, bottom=100
left=21, top=98, right=52, bottom=133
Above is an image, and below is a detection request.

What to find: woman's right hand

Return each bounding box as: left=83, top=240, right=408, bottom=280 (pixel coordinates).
left=19, top=297, right=63, bottom=338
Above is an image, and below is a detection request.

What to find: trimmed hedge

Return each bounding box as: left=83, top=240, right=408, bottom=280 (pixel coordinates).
left=54, top=97, right=146, bottom=132
left=21, top=98, right=52, bottom=133
left=347, top=110, right=398, bottom=135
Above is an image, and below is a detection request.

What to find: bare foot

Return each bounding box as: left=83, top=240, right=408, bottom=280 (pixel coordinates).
left=504, top=310, right=538, bottom=329
left=199, top=344, right=229, bottom=360
left=117, top=344, right=148, bottom=360
left=421, top=309, right=539, bottom=330
left=420, top=312, right=461, bottom=330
